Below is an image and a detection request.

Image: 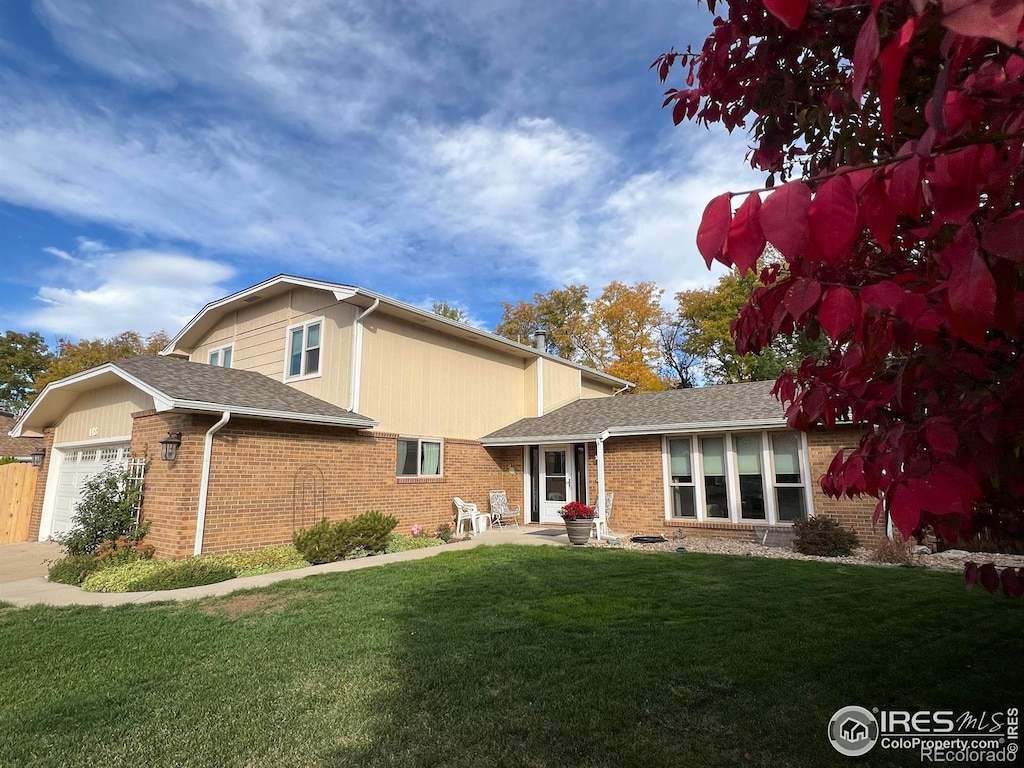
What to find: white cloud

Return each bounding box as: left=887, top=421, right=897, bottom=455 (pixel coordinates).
left=23, top=249, right=235, bottom=338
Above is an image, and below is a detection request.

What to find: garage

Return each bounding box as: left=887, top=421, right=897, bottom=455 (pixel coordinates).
left=49, top=444, right=131, bottom=537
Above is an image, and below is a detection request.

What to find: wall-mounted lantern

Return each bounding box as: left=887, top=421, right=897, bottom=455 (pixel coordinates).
left=159, top=432, right=182, bottom=462
left=29, top=447, right=45, bottom=468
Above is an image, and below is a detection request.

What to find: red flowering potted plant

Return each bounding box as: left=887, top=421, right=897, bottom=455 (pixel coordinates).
left=559, top=501, right=596, bottom=545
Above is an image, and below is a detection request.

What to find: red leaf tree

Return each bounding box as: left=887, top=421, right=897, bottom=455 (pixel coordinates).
left=655, top=0, right=1024, bottom=594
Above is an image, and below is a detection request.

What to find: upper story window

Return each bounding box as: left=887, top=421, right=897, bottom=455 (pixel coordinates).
left=397, top=438, right=443, bottom=478
left=208, top=345, right=233, bottom=368
left=286, top=318, right=322, bottom=380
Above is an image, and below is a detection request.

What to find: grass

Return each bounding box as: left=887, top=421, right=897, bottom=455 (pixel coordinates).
left=1, top=545, right=1021, bottom=767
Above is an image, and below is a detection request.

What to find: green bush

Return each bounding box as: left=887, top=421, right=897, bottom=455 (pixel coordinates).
left=793, top=516, right=860, bottom=557
left=47, top=555, right=103, bottom=585
left=293, top=512, right=399, bottom=564
left=293, top=519, right=344, bottom=564
left=82, top=559, right=236, bottom=593
left=0, top=456, right=18, bottom=467
left=57, top=465, right=149, bottom=556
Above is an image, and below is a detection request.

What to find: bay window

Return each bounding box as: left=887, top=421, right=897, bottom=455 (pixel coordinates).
left=664, top=431, right=809, bottom=524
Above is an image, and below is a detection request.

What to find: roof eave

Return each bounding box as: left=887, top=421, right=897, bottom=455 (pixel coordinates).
left=479, top=418, right=789, bottom=445
left=165, top=398, right=377, bottom=428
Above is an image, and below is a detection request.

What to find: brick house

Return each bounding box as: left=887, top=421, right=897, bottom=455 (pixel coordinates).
left=10, top=274, right=881, bottom=557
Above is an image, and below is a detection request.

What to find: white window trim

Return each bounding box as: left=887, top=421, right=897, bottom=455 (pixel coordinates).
left=208, top=344, right=233, bottom=368
left=396, top=437, right=445, bottom=478
left=284, top=317, right=324, bottom=382
left=663, top=430, right=813, bottom=526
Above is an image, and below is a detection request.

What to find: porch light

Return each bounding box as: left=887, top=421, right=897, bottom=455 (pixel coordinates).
left=29, top=447, right=45, bottom=468
left=160, top=432, right=182, bottom=462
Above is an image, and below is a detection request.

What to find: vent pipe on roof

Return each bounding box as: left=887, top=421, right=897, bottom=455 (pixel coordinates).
left=533, top=328, right=547, bottom=351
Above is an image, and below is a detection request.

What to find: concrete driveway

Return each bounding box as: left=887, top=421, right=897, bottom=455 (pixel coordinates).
left=0, top=541, right=63, bottom=583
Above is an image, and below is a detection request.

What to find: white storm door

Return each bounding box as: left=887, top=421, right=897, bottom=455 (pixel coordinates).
left=539, top=445, right=574, bottom=524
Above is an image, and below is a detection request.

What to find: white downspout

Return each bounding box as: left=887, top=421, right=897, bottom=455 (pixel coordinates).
left=194, top=411, right=231, bottom=556
left=349, top=299, right=380, bottom=413
left=596, top=429, right=610, bottom=540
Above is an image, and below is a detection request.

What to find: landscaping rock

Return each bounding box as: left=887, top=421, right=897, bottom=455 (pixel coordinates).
left=933, top=549, right=971, bottom=558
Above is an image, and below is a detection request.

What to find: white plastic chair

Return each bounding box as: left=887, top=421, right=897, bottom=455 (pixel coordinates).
left=594, top=492, right=614, bottom=540
left=488, top=489, right=521, bottom=529
left=453, top=497, right=485, bottom=534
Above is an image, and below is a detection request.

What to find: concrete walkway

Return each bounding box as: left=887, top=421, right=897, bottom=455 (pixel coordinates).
left=0, top=528, right=570, bottom=608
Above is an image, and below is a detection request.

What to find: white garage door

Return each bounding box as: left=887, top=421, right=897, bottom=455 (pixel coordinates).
left=50, top=445, right=131, bottom=537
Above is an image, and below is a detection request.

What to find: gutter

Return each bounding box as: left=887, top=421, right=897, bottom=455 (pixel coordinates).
left=480, top=419, right=787, bottom=447
left=194, top=411, right=231, bottom=556
left=349, top=299, right=380, bottom=413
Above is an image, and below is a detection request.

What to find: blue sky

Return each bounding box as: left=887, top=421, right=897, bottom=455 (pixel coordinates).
left=0, top=0, right=762, bottom=342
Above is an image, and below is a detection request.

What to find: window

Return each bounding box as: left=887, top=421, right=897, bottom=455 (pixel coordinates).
left=397, top=438, right=442, bottom=477
left=771, top=433, right=807, bottom=521
left=208, top=345, right=233, bottom=368
left=668, top=438, right=696, bottom=518
left=736, top=433, right=766, bottom=520
left=700, top=436, right=729, bottom=518
left=286, top=319, right=322, bottom=379
left=664, top=431, right=810, bottom=525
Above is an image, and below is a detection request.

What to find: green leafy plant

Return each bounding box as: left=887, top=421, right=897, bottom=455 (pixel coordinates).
left=793, top=517, right=860, bottom=558
left=385, top=533, right=444, bottom=553
left=434, top=523, right=453, bottom=543
left=293, top=511, right=398, bottom=564
left=57, top=464, right=149, bottom=556
left=82, top=559, right=236, bottom=592
left=206, top=546, right=309, bottom=577
left=94, top=536, right=156, bottom=567
left=47, top=554, right=103, bottom=585
left=0, top=456, right=19, bottom=467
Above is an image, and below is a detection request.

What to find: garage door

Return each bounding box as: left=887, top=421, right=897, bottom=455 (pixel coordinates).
left=50, top=445, right=131, bottom=537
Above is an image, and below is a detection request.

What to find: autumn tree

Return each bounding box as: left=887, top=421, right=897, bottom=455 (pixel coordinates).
left=495, top=285, right=591, bottom=362
left=656, top=0, right=1024, bottom=592
left=431, top=301, right=469, bottom=323
left=676, top=268, right=827, bottom=384
left=33, top=331, right=170, bottom=395
left=496, top=282, right=673, bottom=391
left=0, top=331, right=53, bottom=413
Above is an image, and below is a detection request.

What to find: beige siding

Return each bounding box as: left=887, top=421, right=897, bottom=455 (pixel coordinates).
left=359, top=314, right=526, bottom=438
left=54, top=383, right=153, bottom=444
left=189, top=288, right=356, bottom=407
left=524, top=360, right=539, bottom=417
left=542, top=359, right=582, bottom=414
left=582, top=379, right=615, bottom=399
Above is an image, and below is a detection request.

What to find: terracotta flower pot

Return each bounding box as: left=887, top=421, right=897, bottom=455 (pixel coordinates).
left=564, top=518, right=593, bottom=545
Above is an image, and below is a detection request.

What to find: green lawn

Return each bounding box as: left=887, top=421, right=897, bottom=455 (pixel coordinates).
left=1, top=546, right=1020, bottom=768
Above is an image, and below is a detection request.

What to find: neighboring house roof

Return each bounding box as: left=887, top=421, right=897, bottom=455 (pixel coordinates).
left=0, top=413, right=42, bottom=458
left=11, top=355, right=377, bottom=437
left=481, top=380, right=786, bottom=444
left=161, top=274, right=632, bottom=389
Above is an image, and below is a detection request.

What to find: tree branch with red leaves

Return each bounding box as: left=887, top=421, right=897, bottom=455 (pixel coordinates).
left=657, top=0, right=1024, bottom=595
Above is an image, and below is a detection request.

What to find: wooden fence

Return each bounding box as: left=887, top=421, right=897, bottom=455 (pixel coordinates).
left=0, top=463, right=38, bottom=544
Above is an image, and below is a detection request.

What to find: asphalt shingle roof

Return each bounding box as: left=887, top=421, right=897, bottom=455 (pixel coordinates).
left=483, top=380, right=785, bottom=441
left=113, top=356, right=375, bottom=425
left=0, top=413, right=42, bottom=457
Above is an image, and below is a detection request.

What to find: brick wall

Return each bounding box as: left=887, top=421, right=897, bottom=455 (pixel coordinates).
left=132, top=412, right=523, bottom=558
left=805, top=428, right=885, bottom=545
left=26, top=428, right=54, bottom=541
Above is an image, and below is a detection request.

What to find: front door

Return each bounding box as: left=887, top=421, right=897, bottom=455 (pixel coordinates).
left=539, top=444, right=574, bottom=524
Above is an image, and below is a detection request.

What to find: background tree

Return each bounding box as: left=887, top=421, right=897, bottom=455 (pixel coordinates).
left=657, top=0, right=1024, bottom=591
left=431, top=301, right=469, bottom=323
left=0, top=331, right=53, bottom=413
left=495, top=285, right=591, bottom=362
left=33, top=331, right=169, bottom=395
left=675, top=268, right=827, bottom=384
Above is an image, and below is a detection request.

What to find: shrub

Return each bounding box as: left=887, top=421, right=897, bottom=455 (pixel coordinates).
left=94, top=536, right=156, bottom=568
left=871, top=535, right=916, bottom=566
left=82, top=559, right=236, bottom=592
left=0, top=456, right=18, bottom=467
left=57, top=465, right=149, bottom=556
left=47, top=555, right=102, bottom=585
left=435, top=523, right=453, bottom=543
left=793, top=517, right=860, bottom=557
left=293, top=519, right=344, bottom=564
left=294, top=512, right=398, bottom=564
